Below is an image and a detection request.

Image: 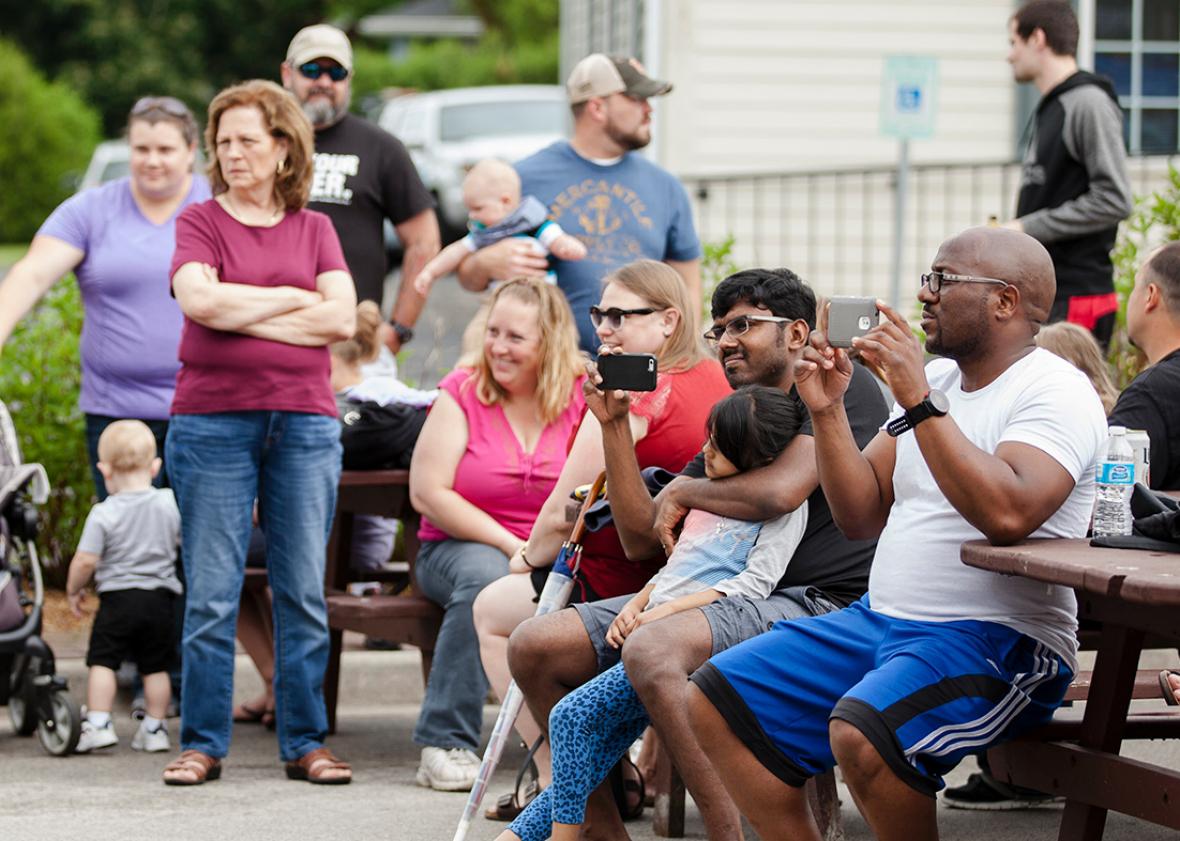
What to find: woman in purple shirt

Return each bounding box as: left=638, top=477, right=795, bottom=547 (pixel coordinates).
left=0, top=97, right=210, bottom=499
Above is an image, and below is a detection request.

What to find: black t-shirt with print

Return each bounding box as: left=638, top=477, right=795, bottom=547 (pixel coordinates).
left=680, top=362, right=888, bottom=606
left=1109, top=348, right=1180, bottom=490
left=309, top=114, right=434, bottom=305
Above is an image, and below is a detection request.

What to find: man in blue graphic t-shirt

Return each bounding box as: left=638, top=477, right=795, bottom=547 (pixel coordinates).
left=458, top=54, right=701, bottom=352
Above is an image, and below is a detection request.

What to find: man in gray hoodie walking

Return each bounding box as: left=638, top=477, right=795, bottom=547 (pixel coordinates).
left=1003, top=0, right=1132, bottom=350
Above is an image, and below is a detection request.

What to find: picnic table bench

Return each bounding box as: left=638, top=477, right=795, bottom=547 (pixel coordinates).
left=962, top=538, right=1180, bottom=841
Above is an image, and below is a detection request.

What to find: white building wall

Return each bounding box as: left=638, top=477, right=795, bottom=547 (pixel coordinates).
left=656, top=0, right=1020, bottom=175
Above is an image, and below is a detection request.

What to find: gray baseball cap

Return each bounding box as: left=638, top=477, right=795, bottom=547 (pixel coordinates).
left=286, top=24, right=353, bottom=72
left=566, top=54, right=672, bottom=104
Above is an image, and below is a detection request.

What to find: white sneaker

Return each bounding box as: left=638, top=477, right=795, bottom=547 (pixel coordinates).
left=76, top=720, right=118, bottom=753
left=131, top=720, right=171, bottom=753
left=415, top=746, right=480, bottom=791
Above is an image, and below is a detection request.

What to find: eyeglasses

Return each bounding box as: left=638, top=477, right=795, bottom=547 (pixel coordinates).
left=297, top=61, right=349, bottom=82
left=589, top=306, right=658, bottom=330
left=131, top=96, right=191, bottom=119
left=921, top=271, right=1011, bottom=294
left=703, top=314, right=790, bottom=345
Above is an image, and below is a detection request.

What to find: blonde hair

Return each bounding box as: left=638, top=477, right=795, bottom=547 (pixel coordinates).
left=604, top=260, right=708, bottom=372
left=464, top=159, right=521, bottom=203
left=97, top=420, right=157, bottom=474
left=204, top=79, right=314, bottom=211
left=331, top=300, right=383, bottom=365
left=1036, top=321, right=1118, bottom=414
left=473, top=278, right=584, bottom=424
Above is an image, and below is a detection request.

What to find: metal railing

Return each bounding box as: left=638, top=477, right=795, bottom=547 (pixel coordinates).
left=684, top=154, right=1176, bottom=306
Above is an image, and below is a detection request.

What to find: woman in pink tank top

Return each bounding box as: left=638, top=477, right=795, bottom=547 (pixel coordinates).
left=407, top=278, right=586, bottom=789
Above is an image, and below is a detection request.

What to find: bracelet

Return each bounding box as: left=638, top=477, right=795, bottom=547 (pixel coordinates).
left=389, top=319, right=414, bottom=344
left=519, top=545, right=538, bottom=570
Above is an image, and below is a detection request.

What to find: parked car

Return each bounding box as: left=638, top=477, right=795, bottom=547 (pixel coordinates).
left=78, top=140, right=132, bottom=191
left=78, top=140, right=206, bottom=192
left=377, top=85, right=569, bottom=241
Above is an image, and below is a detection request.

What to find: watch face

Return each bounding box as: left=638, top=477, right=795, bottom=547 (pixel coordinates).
left=928, top=389, right=950, bottom=414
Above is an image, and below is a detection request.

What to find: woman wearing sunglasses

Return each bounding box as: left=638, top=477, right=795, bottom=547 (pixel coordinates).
left=0, top=96, right=209, bottom=498
left=164, top=80, right=356, bottom=786
left=472, top=259, right=729, bottom=814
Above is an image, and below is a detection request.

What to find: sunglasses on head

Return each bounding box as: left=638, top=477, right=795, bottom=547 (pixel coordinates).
left=589, top=306, right=657, bottom=330
left=298, top=61, right=349, bottom=82
left=131, top=96, right=191, bottom=119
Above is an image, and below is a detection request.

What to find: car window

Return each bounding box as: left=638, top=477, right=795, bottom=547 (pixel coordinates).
left=438, top=101, right=566, bottom=142
left=100, top=160, right=130, bottom=183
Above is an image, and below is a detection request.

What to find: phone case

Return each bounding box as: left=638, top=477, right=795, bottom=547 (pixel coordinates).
left=827, top=297, right=879, bottom=348
left=597, top=353, right=658, bottom=392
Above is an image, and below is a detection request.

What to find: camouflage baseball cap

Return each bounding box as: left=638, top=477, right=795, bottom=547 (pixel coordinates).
left=566, top=54, right=672, bottom=104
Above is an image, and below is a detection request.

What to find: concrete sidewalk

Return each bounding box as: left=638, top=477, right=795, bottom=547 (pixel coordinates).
left=1, top=644, right=1176, bottom=840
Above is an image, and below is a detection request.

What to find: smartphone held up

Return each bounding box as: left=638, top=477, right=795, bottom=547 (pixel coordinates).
left=596, top=353, right=658, bottom=392
left=826, top=297, right=880, bottom=348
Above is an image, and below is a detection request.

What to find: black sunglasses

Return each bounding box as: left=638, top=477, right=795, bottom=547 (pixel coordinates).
left=298, top=61, right=349, bottom=82
left=131, top=96, right=191, bottom=119
left=589, top=306, right=658, bottom=330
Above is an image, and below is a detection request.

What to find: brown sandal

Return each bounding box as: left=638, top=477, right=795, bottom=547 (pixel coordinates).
left=285, top=747, right=352, bottom=785
left=1160, top=669, right=1180, bottom=706
left=163, top=750, right=221, bottom=786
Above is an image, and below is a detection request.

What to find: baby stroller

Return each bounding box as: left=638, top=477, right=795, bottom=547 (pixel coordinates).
left=0, top=399, right=81, bottom=756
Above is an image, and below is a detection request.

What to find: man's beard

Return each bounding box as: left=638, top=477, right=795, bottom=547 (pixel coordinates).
left=301, top=96, right=349, bottom=129
left=605, top=122, right=650, bottom=152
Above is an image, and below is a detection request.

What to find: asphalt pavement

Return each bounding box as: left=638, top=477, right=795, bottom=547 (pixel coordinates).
left=2, top=643, right=1179, bottom=841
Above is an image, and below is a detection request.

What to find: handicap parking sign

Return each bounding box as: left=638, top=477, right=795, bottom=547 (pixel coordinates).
left=881, top=57, right=938, bottom=139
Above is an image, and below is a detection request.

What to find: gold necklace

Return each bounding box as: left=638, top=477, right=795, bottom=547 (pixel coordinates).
left=224, top=193, right=281, bottom=226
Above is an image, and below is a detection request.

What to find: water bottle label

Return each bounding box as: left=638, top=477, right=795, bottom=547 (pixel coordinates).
left=1096, top=462, right=1134, bottom=485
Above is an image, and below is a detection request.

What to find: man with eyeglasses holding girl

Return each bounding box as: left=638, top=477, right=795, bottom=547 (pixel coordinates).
left=281, top=24, right=440, bottom=358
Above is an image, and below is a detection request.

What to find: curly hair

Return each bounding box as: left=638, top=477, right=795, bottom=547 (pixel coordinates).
left=204, top=79, right=314, bottom=211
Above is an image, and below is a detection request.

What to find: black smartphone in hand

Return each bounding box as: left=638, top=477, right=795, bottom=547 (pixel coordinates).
left=596, top=353, right=658, bottom=392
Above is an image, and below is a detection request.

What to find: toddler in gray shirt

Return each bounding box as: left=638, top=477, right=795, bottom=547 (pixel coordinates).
left=66, top=420, right=180, bottom=755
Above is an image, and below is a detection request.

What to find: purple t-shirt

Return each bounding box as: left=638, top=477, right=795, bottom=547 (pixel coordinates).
left=169, top=200, right=349, bottom=417
left=37, top=176, right=211, bottom=420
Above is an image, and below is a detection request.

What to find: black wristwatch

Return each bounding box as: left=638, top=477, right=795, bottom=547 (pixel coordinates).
left=886, top=389, right=949, bottom=437
left=389, top=320, right=414, bottom=345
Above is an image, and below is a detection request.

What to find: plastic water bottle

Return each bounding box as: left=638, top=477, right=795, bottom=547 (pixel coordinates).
left=1093, top=426, right=1135, bottom=538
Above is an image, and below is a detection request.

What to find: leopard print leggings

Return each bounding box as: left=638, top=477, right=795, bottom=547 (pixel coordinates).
left=508, top=661, right=649, bottom=841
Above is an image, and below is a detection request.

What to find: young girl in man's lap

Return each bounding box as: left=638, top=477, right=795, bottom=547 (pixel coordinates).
left=499, top=385, right=807, bottom=841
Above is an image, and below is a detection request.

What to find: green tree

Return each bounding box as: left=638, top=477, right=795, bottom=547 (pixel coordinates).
left=0, top=40, right=100, bottom=241
left=0, top=0, right=331, bottom=134
left=0, top=278, right=89, bottom=587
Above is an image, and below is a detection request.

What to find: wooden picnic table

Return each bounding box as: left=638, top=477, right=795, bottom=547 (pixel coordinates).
left=961, top=538, right=1180, bottom=841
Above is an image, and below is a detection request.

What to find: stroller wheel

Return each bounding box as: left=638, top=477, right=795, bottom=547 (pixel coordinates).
left=36, top=689, right=81, bottom=756
left=7, top=668, right=37, bottom=737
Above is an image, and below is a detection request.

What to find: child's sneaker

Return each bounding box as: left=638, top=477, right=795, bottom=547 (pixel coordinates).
left=131, top=720, right=171, bottom=753
left=76, top=720, right=118, bottom=753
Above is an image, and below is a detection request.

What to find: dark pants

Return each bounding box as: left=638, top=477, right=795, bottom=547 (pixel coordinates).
left=84, top=414, right=169, bottom=501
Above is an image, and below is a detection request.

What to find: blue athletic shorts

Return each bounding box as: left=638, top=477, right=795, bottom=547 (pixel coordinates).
left=690, top=596, right=1073, bottom=796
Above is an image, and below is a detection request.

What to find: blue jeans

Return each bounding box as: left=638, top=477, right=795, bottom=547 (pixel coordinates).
left=412, top=539, right=510, bottom=750
left=166, top=411, right=341, bottom=761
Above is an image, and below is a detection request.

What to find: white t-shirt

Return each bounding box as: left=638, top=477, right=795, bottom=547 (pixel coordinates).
left=869, top=349, right=1106, bottom=669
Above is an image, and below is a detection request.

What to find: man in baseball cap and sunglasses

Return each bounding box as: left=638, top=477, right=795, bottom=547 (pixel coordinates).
left=280, top=24, right=440, bottom=357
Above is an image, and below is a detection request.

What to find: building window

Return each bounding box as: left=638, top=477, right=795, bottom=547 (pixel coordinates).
left=1095, top=0, right=1180, bottom=153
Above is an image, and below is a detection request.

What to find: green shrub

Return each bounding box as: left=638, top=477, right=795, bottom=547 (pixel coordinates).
left=701, top=235, right=740, bottom=321
left=1109, top=161, right=1180, bottom=387
left=350, top=30, right=559, bottom=108
left=0, top=277, right=90, bottom=589
left=0, top=40, right=101, bottom=242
